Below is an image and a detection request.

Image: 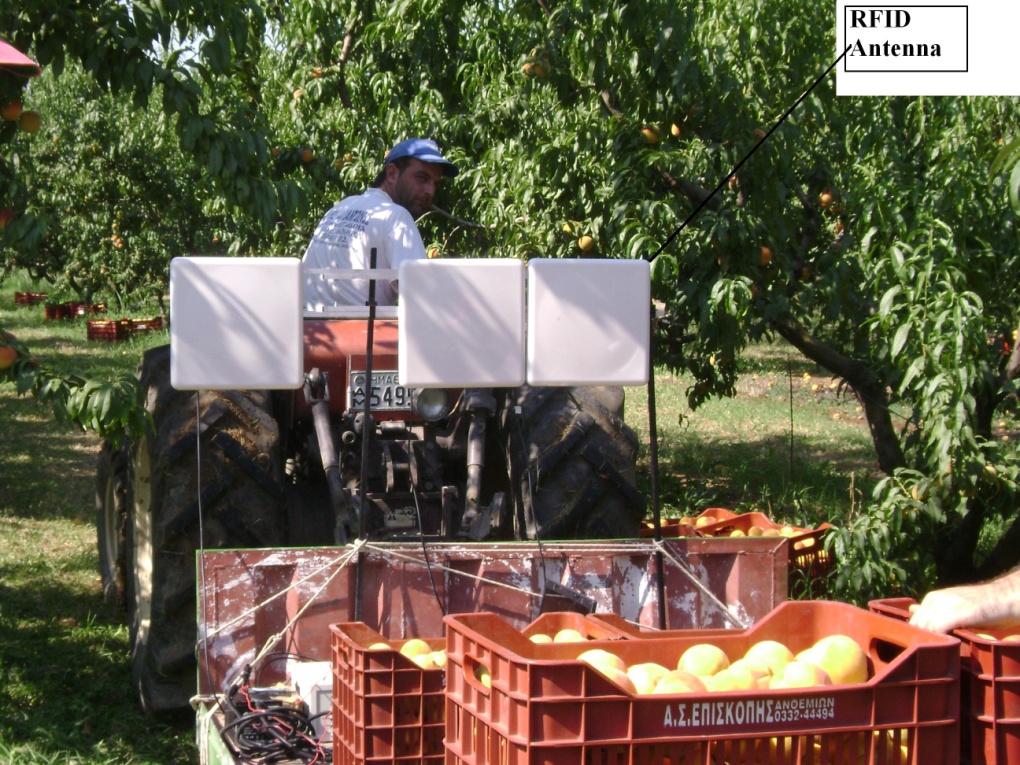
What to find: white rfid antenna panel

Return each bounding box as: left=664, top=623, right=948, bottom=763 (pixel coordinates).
left=169, top=257, right=304, bottom=390
left=398, top=259, right=525, bottom=387
left=527, top=258, right=650, bottom=386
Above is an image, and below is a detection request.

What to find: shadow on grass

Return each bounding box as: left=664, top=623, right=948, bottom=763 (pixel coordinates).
left=638, top=431, right=878, bottom=525
left=0, top=394, right=99, bottom=523
left=0, top=570, right=193, bottom=763
left=737, top=343, right=825, bottom=378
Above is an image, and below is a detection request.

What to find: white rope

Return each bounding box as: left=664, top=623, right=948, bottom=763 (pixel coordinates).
left=653, top=540, right=750, bottom=629
left=198, top=537, right=748, bottom=671
left=362, top=542, right=545, bottom=598
left=249, top=540, right=367, bottom=670
left=199, top=540, right=366, bottom=642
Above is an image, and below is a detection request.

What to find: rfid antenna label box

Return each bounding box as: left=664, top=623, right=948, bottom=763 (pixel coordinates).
left=836, top=0, right=1018, bottom=95
left=844, top=5, right=968, bottom=72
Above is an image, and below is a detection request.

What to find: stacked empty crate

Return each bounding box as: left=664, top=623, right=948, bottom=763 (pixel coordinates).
left=87, top=316, right=163, bottom=342
left=14, top=291, right=48, bottom=305
left=871, top=597, right=1020, bottom=764
left=444, top=600, right=960, bottom=765
left=330, top=613, right=634, bottom=765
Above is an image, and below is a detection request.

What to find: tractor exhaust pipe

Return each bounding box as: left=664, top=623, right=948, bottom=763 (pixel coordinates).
left=460, top=389, right=497, bottom=538
left=303, top=368, right=354, bottom=543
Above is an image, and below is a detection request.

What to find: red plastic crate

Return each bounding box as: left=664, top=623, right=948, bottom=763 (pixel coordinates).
left=444, top=600, right=960, bottom=765
left=331, top=614, right=635, bottom=764
left=75, top=302, right=107, bottom=316
left=638, top=517, right=698, bottom=538
left=44, top=302, right=69, bottom=320
left=86, top=319, right=133, bottom=342
left=698, top=512, right=834, bottom=589
left=870, top=596, right=1020, bottom=765
left=332, top=623, right=447, bottom=764
left=130, top=316, right=163, bottom=332
left=522, top=612, right=637, bottom=643
left=13, top=291, right=47, bottom=305
left=695, top=506, right=740, bottom=525
left=639, top=508, right=739, bottom=539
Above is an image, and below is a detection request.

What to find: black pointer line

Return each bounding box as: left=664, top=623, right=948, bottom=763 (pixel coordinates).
left=646, top=43, right=855, bottom=264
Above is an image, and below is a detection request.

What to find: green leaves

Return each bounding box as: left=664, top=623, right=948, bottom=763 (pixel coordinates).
left=992, top=134, right=1020, bottom=212
left=2, top=345, right=147, bottom=445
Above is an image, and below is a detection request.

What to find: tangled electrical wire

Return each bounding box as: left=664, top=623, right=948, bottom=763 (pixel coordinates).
left=220, top=664, right=329, bottom=764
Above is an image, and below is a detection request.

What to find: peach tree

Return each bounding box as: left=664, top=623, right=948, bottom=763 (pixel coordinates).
left=2, top=0, right=1019, bottom=598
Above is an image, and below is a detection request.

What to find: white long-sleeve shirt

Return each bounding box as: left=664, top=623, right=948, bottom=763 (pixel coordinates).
left=302, top=188, right=425, bottom=309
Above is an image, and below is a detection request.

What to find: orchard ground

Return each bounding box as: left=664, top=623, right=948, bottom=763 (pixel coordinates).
left=1, top=274, right=1016, bottom=763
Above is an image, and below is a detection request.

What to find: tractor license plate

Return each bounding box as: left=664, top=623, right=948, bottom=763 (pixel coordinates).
left=348, top=370, right=411, bottom=411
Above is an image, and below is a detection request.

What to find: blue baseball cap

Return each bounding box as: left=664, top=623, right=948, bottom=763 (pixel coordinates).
left=383, top=138, right=458, bottom=177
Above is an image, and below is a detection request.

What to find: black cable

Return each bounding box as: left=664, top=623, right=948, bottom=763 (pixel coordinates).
left=511, top=401, right=549, bottom=595
left=645, top=44, right=854, bottom=264
left=646, top=306, right=668, bottom=630
left=222, top=679, right=327, bottom=764
left=221, top=707, right=322, bottom=763
left=412, top=487, right=446, bottom=616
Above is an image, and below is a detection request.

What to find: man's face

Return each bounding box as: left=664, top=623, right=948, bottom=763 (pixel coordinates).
left=385, top=159, right=445, bottom=218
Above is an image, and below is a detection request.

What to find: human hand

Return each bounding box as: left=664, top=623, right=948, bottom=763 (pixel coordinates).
left=908, top=586, right=984, bottom=633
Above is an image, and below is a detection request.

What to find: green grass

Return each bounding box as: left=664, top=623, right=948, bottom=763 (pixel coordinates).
left=0, top=273, right=882, bottom=763
left=626, top=350, right=878, bottom=527
left=0, top=277, right=190, bottom=764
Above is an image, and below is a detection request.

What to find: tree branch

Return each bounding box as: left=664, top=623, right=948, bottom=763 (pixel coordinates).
left=975, top=508, right=1020, bottom=580
left=335, top=15, right=363, bottom=109
left=428, top=205, right=486, bottom=229
left=771, top=317, right=906, bottom=474
left=599, top=90, right=623, bottom=118
left=1007, top=322, right=1020, bottom=382
left=655, top=166, right=721, bottom=211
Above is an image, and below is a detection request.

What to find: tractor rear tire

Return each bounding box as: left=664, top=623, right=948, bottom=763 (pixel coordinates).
left=505, top=385, right=644, bottom=539
left=128, top=345, right=287, bottom=712
left=97, top=442, right=131, bottom=609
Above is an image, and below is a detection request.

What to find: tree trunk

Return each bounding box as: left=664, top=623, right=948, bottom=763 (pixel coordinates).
left=934, top=498, right=984, bottom=585
left=1007, top=322, right=1020, bottom=382
left=771, top=318, right=906, bottom=475
left=975, top=510, right=1020, bottom=579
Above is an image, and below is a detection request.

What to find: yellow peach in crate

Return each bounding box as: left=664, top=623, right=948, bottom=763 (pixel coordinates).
left=797, top=634, right=868, bottom=685
left=528, top=633, right=553, bottom=644
left=411, top=652, right=437, bottom=669
left=474, top=663, right=491, bottom=689
left=652, top=670, right=707, bottom=694
left=430, top=649, right=447, bottom=668
left=400, top=638, right=432, bottom=659
left=678, top=643, right=730, bottom=677
left=577, top=648, right=627, bottom=674
left=626, top=662, right=670, bottom=694
left=553, top=628, right=586, bottom=643
left=769, top=659, right=832, bottom=689
left=743, top=639, right=794, bottom=676
left=368, top=641, right=391, bottom=650
left=727, top=658, right=771, bottom=689
left=703, top=669, right=740, bottom=692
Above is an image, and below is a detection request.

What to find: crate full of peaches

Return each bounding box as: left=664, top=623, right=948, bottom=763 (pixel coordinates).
left=443, top=601, right=962, bottom=764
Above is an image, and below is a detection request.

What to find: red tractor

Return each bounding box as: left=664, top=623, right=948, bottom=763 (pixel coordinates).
left=96, top=316, right=643, bottom=711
